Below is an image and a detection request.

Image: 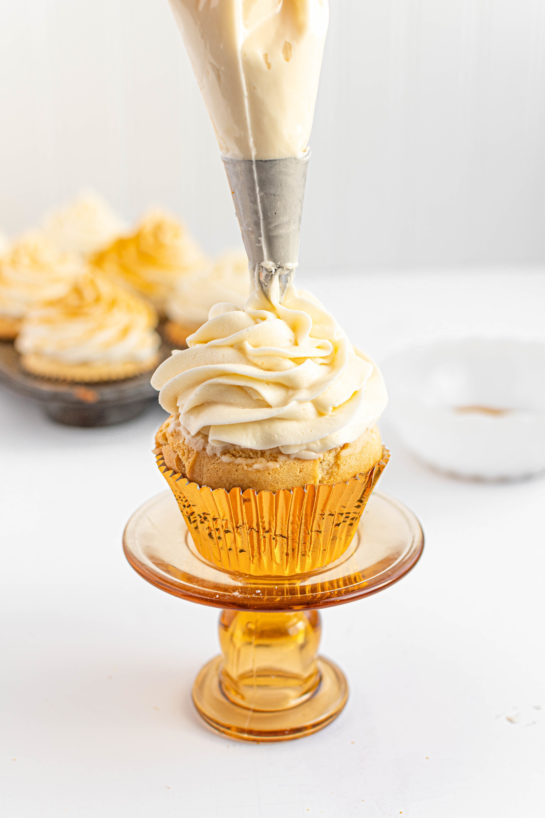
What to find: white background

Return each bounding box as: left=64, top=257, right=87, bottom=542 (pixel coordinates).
left=2, top=271, right=545, bottom=817
left=1, top=0, right=545, bottom=269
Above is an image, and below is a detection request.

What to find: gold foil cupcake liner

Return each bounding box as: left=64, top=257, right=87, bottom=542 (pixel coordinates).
left=156, top=446, right=389, bottom=577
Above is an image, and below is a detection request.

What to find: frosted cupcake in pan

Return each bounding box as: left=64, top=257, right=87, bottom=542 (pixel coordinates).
left=152, top=285, right=388, bottom=576
left=40, top=191, right=126, bottom=257
left=0, top=235, right=83, bottom=340
left=17, top=270, right=161, bottom=382
left=164, top=249, right=250, bottom=346
left=92, top=210, right=206, bottom=313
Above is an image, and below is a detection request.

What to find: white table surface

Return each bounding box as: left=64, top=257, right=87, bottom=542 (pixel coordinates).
left=2, top=271, right=544, bottom=818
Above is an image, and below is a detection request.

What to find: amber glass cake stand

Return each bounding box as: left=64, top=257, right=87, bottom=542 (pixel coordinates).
left=123, top=491, right=424, bottom=742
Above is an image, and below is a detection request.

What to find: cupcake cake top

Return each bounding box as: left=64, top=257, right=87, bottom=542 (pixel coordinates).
left=167, top=249, right=250, bottom=329
left=41, top=191, right=126, bottom=257
left=93, top=210, right=207, bottom=309
left=16, top=270, right=161, bottom=365
left=0, top=234, right=83, bottom=319
left=152, top=285, right=387, bottom=459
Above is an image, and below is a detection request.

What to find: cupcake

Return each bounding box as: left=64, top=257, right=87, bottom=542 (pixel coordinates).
left=40, top=191, right=126, bottom=257
left=16, top=270, right=161, bottom=382
left=164, top=249, right=250, bottom=346
left=92, top=210, right=207, bottom=313
left=0, top=233, right=9, bottom=256
left=152, top=285, right=389, bottom=576
left=0, top=235, right=83, bottom=340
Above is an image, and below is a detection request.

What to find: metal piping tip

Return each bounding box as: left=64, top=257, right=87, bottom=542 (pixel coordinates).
left=223, top=155, right=309, bottom=302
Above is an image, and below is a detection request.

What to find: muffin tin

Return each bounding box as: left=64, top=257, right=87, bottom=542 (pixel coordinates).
left=0, top=339, right=169, bottom=427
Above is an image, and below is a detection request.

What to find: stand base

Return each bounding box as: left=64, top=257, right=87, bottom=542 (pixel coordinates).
left=123, top=492, right=424, bottom=742
left=193, top=655, right=348, bottom=742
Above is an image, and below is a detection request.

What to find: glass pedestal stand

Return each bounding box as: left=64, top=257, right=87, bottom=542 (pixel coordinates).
left=123, top=492, right=424, bottom=742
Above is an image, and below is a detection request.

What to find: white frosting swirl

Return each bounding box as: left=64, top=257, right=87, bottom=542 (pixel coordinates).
left=0, top=235, right=83, bottom=318
left=17, top=271, right=160, bottom=365
left=167, top=250, right=250, bottom=328
left=41, top=191, right=126, bottom=256
left=93, top=210, right=207, bottom=310
left=152, top=286, right=387, bottom=458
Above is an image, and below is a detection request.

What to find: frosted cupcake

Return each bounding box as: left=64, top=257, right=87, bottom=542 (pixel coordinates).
left=152, top=286, right=388, bottom=576
left=164, top=249, right=250, bottom=346
left=92, top=210, right=206, bottom=313
left=0, top=235, right=83, bottom=340
left=40, top=191, right=126, bottom=257
left=17, top=270, right=161, bottom=382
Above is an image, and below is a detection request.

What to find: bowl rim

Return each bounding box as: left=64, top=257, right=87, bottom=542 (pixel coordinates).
left=381, top=334, right=545, bottom=417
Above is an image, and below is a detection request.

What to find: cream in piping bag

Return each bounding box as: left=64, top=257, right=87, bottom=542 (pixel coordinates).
left=168, top=0, right=330, bottom=300
left=168, top=0, right=329, bottom=160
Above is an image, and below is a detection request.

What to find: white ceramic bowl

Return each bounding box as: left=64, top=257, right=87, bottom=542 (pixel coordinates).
left=382, top=337, right=545, bottom=480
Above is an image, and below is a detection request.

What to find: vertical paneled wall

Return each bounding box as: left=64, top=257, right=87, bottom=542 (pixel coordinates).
left=1, top=0, right=544, bottom=270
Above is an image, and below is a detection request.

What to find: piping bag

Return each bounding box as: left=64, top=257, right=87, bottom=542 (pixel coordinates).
left=167, top=0, right=328, bottom=303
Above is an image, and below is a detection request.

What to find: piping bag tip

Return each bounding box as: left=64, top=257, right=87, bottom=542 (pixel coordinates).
left=223, top=155, right=309, bottom=302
